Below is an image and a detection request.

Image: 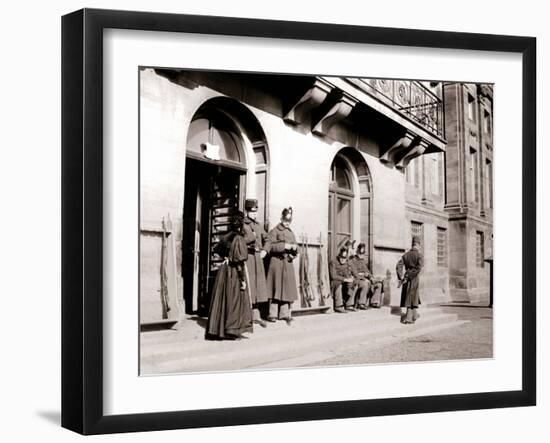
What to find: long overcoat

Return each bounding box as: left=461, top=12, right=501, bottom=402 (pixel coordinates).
left=329, top=260, right=356, bottom=289
left=242, top=217, right=268, bottom=304
left=206, top=232, right=253, bottom=339
left=264, top=223, right=299, bottom=302
left=397, top=247, right=423, bottom=308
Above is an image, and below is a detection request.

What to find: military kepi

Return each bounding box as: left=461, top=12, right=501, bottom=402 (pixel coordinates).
left=281, top=206, right=293, bottom=222
left=245, top=198, right=258, bottom=211
left=337, top=247, right=349, bottom=258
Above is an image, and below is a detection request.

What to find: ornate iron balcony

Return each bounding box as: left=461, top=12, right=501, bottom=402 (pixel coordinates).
left=357, top=78, right=444, bottom=138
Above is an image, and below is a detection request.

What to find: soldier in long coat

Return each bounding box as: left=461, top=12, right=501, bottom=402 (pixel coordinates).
left=242, top=198, right=269, bottom=327
left=396, top=236, right=424, bottom=324
left=264, top=207, right=298, bottom=325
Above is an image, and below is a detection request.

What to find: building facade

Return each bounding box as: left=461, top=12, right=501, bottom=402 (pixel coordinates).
left=139, top=68, right=493, bottom=327
left=443, top=83, right=494, bottom=302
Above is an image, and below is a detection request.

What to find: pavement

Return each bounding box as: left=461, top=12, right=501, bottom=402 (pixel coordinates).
left=140, top=304, right=493, bottom=375
left=304, top=304, right=493, bottom=367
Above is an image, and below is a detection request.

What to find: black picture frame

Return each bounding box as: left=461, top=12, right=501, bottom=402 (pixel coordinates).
left=61, top=8, right=536, bottom=435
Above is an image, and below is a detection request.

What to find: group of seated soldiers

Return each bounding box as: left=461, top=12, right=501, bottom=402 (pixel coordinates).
left=329, top=242, right=384, bottom=313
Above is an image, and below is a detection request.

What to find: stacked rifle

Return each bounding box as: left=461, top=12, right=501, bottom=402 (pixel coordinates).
left=160, top=216, right=172, bottom=319
left=298, top=233, right=330, bottom=308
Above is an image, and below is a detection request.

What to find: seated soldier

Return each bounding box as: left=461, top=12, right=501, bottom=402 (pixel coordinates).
left=350, top=243, right=383, bottom=309
left=329, top=247, right=357, bottom=313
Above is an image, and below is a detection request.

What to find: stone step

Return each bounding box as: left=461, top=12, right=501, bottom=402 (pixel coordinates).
left=140, top=307, right=419, bottom=348
left=139, top=307, right=451, bottom=352
left=141, top=308, right=458, bottom=374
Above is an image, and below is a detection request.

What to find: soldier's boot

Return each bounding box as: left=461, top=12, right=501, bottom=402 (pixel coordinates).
left=252, top=308, right=267, bottom=328
left=402, top=308, right=414, bottom=324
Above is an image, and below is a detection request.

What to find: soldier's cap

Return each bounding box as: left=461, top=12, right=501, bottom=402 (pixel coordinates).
left=337, top=247, right=349, bottom=258
left=244, top=198, right=258, bottom=211
left=281, top=206, right=293, bottom=222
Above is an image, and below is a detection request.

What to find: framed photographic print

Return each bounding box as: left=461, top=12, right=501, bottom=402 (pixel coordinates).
left=61, top=8, right=536, bottom=435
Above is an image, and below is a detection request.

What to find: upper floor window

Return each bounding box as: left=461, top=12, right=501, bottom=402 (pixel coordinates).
left=467, top=93, right=476, bottom=121
left=430, top=153, right=444, bottom=196
left=470, top=147, right=479, bottom=203
left=485, top=159, right=493, bottom=209
left=405, top=157, right=419, bottom=187
left=483, top=109, right=491, bottom=133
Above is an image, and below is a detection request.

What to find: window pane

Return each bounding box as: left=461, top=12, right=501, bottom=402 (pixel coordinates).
left=468, top=93, right=476, bottom=121
left=359, top=178, right=370, bottom=194
left=470, top=148, right=479, bottom=203
left=254, top=146, right=266, bottom=165
left=337, top=198, right=351, bottom=233
left=486, top=159, right=493, bottom=208
left=334, top=165, right=351, bottom=190
left=212, top=126, right=241, bottom=162
left=186, top=118, right=209, bottom=154
left=411, top=221, right=424, bottom=248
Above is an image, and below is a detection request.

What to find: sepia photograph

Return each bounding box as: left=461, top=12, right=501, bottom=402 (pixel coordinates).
left=139, top=68, right=494, bottom=375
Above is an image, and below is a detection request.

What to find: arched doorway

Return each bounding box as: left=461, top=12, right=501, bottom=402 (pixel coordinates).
left=183, top=100, right=269, bottom=315
left=327, top=149, right=373, bottom=264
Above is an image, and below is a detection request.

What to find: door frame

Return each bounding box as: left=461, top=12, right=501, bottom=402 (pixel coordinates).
left=182, top=156, right=247, bottom=315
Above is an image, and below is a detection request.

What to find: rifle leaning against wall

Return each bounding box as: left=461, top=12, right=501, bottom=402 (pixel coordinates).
left=317, top=232, right=330, bottom=306
left=303, top=234, right=315, bottom=304
left=298, top=234, right=310, bottom=308
left=160, top=216, right=171, bottom=319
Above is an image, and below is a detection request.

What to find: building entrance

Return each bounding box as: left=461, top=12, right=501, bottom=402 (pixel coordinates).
left=182, top=158, right=244, bottom=316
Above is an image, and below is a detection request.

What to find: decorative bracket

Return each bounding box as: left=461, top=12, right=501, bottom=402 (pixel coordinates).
left=380, top=131, right=416, bottom=164
left=283, top=79, right=332, bottom=125
left=396, top=138, right=429, bottom=170
left=312, top=93, right=357, bottom=136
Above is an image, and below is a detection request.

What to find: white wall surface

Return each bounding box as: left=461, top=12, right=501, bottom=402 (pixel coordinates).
left=0, top=1, right=546, bottom=442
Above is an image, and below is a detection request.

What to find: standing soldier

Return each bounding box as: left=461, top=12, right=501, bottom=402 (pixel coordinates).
left=329, top=247, right=357, bottom=313
left=243, top=198, right=269, bottom=327
left=349, top=243, right=383, bottom=309
left=397, top=235, right=424, bottom=324
left=264, top=207, right=298, bottom=325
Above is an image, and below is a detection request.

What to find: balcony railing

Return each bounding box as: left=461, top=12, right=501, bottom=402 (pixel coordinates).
left=356, top=78, right=444, bottom=138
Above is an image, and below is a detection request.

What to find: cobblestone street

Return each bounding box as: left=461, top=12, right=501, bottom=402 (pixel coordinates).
left=305, top=305, right=493, bottom=367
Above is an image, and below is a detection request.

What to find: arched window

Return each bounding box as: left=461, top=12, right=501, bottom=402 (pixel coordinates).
left=327, top=150, right=373, bottom=264
left=328, top=155, right=354, bottom=260
left=186, top=113, right=243, bottom=166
